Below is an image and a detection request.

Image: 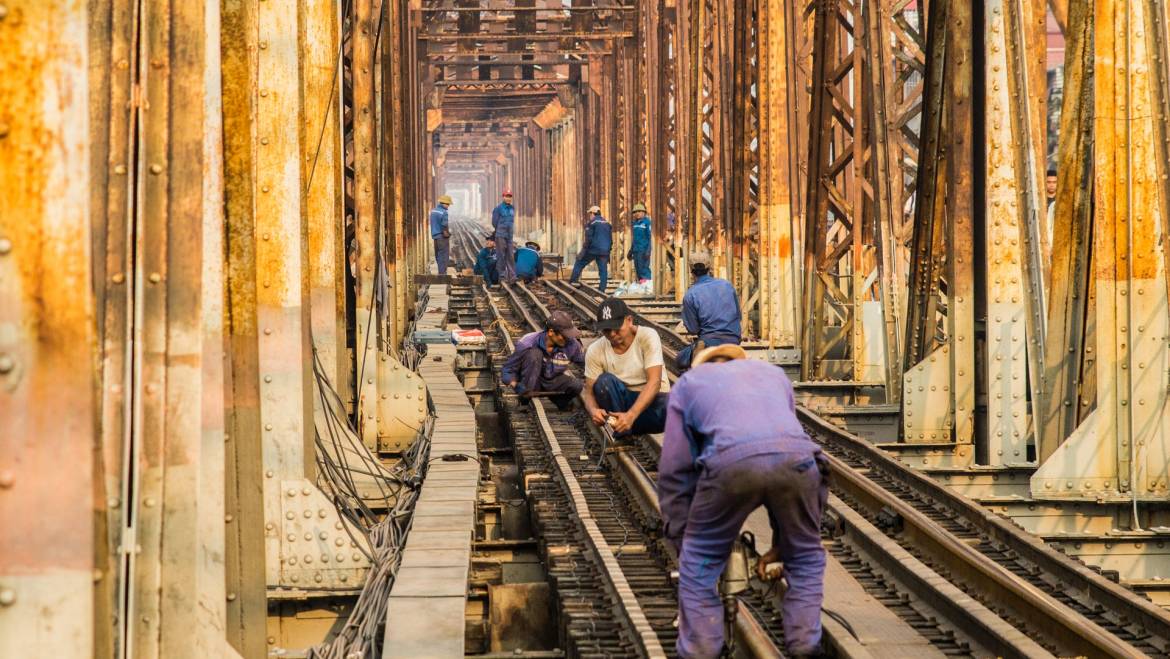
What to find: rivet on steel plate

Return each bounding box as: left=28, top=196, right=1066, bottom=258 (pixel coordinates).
left=0, top=238, right=11, bottom=255
left=149, top=163, right=163, bottom=175
left=0, top=355, right=14, bottom=374
left=149, top=272, right=161, bottom=284
left=0, top=471, right=14, bottom=489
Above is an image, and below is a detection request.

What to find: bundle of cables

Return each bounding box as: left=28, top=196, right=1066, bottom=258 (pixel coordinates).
left=306, top=343, right=433, bottom=659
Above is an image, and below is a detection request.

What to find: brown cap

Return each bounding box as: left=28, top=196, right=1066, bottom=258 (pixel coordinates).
left=692, top=344, right=747, bottom=366
left=546, top=310, right=580, bottom=339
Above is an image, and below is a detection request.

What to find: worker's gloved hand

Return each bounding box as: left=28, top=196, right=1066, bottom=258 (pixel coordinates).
left=589, top=408, right=609, bottom=426
left=756, top=547, right=783, bottom=581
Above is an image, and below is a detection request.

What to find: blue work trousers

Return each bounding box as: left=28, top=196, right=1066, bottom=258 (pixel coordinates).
left=570, top=253, right=609, bottom=293
left=513, top=348, right=582, bottom=410
left=632, top=250, right=652, bottom=281
left=591, top=372, right=667, bottom=437
left=496, top=236, right=516, bottom=283
left=677, top=451, right=827, bottom=658
left=676, top=334, right=739, bottom=371
left=433, top=237, right=450, bottom=274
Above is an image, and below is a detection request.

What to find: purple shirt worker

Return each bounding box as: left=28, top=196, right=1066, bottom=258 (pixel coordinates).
left=659, top=345, right=828, bottom=658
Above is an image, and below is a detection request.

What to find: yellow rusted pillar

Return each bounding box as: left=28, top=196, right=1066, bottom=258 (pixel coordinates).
left=0, top=2, right=97, bottom=656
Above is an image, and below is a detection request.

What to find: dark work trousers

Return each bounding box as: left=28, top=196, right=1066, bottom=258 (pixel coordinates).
left=513, top=347, right=582, bottom=410
left=569, top=253, right=609, bottom=293
left=591, top=372, right=668, bottom=437
left=433, top=236, right=450, bottom=274
left=676, top=451, right=828, bottom=658
left=496, top=236, right=516, bottom=283
left=632, top=250, right=652, bottom=281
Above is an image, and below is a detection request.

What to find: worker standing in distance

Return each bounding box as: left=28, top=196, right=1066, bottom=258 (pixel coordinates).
left=430, top=194, right=453, bottom=274
left=676, top=250, right=742, bottom=370
left=474, top=235, right=499, bottom=286
left=492, top=188, right=517, bottom=283
left=628, top=203, right=653, bottom=282
left=500, top=311, right=585, bottom=410
left=659, top=345, right=827, bottom=658
left=569, top=205, right=613, bottom=293
left=515, top=240, right=544, bottom=283
left=582, top=298, right=670, bottom=437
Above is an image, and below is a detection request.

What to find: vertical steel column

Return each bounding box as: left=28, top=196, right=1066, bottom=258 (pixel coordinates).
left=0, top=2, right=96, bottom=656
left=303, top=0, right=347, bottom=396
left=1032, top=0, right=1170, bottom=504
left=756, top=0, right=802, bottom=348
left=352, top=0, right=380, bottom=449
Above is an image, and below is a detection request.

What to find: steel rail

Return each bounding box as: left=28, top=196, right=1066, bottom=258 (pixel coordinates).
left=534, top=267, right=1168, bottom=657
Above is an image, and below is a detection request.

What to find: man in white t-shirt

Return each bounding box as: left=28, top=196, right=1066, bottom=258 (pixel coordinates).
left=582, top=297, right=671, bottom=438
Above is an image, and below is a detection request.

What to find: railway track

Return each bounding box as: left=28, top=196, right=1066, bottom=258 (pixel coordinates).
left=486, top=239, right=1170, bottom=658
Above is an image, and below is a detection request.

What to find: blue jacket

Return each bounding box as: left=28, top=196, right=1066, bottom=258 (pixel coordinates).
left=682, top=275, right=742, bottom=342
left=659, top=360, right=819, bottom=541
left=429, top=204, right=449, bottom=239
left=474, top=247, right=497, bottom=280
left=500, top=331, right=585, bottom=390
left=492, top=202, right=515, bottom=240
left=631, top=216, right=652, bottom=253
left=582, top=216, right=613, bottom=256
left=515, top=247, right=543, bottom=278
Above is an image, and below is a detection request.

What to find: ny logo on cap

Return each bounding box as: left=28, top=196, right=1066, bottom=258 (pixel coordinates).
left=602, top=306, right=612, bottom=320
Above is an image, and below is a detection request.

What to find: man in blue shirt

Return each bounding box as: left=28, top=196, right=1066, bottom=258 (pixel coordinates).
left=628, top=202, right=652, bottom=282
left=659, top=345, right=827, bottom=658
left=430, top=194, right=452, bottom=274
left=500, top=311, right=585, bottom=410
left=474, top=236, right=499, bottom=286
left=569, top=205, right=613, bottom=293
left=492, top=189, right=517, bottom=283
left=676, top=250, right=742, bottom=370
left=515, top=241, right=544, bottom=283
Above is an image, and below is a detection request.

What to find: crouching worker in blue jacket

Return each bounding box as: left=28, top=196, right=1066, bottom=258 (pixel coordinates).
left=516, top=241, right=544, bottom=283
left=659, top=345, right=828, bottom=659
left=500, top=311, right=585, bottom=410
left=474, top=236, right=499, bottom=286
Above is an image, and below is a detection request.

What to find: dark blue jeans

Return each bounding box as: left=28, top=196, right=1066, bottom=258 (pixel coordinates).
left=591, top=372, right=667, bottom=437
left=433, top=236, right=449, bottom=274
left=632, top=250, right=651, bottom=281
left=569, top=253, right=609, bottom=293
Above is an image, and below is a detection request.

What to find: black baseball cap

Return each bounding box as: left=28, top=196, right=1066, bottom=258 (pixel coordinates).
left=595, top=297, right=630, bottom=331
left=546, top=310, right=580, bottom=339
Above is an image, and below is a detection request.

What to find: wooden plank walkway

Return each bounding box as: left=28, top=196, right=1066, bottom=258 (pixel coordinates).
left=385, top=285, right=479, bottom=659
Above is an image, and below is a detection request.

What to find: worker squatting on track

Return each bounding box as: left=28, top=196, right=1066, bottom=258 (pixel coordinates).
left=570, top=205, right=614, bottom=293
left=582, top=298, right=670, bottom=438
left=659, top=345, right=828, bottom=658
left=500, top=310, right=585, bottom=410
left=676, top=250, right=743, bottom=371
left=474, top=235, right=499, bottom=286
left=493, top=189, right=517, bottom=283
left=430, top=194, right=452, bottom=274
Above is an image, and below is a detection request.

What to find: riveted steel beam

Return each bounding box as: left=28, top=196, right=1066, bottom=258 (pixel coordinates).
left=0, top=2, right=98, bottom=656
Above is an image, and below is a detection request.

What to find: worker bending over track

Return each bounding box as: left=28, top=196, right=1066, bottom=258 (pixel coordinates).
left=676, top=251, right=742, bottom=371
left=516, top=241, right=544, bottom=283
left=659, top=345, right=827, bottom=658
left=582, top=298, right=670, bottom=438
left=500, top=311, right=585, bottom=410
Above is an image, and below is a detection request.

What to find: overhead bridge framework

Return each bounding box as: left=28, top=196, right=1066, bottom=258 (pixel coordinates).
left=3, top=0, right=1170, bottom=657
